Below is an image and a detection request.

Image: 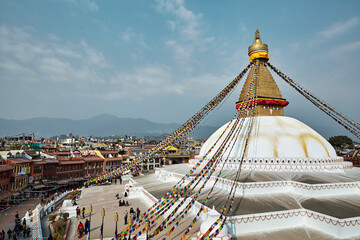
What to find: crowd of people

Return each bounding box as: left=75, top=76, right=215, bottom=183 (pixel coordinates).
left=0, top=211, right=31, bottom=240
left=84, top=175, right=123, bottom=188
left=76, top=218, right=90, bottom=238
left=75, top=206, right=86, bottom=219
left=76, top=174, right=145, bottom=238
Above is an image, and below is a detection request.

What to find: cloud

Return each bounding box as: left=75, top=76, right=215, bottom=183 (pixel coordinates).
left=167, top=20, right=176, bottom=30
left=0, top=25, right=108, bottom=86
left=87, top=1, right=99, bottom=12
left=120, top=27, right=137, bottom=42
left=81, top=40, right=110, bottom=67
left=156, top=0, right=214, bottom=63
left=100, top=65, right=184, bottom=101
left=116, top=28, right=150, bottom=49
left=65, top=0, right=99, bottom=12
left=317, top=17, right=360, bottom=39
left=0, top=59, right=37, bottom=82
left=328, top=40, right=360, bottom=61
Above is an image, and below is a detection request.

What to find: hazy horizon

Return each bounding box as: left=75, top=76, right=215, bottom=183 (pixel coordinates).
left=1, top=0, right=359, bottom=141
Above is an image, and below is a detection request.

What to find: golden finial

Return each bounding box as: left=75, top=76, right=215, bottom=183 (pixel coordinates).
left=252, top=29, right=262, bottom=44
left=248, top=29, right=269, bottom=62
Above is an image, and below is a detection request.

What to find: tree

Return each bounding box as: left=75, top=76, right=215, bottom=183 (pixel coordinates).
left=328, top=135, right=354, bottom=148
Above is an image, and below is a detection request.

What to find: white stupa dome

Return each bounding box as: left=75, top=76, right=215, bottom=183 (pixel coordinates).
left=196, top=116, right=351, bottom=172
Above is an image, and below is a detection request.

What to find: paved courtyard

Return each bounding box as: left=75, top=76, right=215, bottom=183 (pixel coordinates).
left=68, top=170, right=360, bottom=240
left=0, top=197, right=41, bottom=239
left=73, top=180, right=202, bottom=240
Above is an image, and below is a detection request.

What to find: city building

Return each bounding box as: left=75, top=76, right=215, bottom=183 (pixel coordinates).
left=6, top=158, right=31, bottom=192
left=100, top=150, right=123, bottom=173
left=83, top=154, right=104, bottom=178
left=0, top=164, right=13, bottom=203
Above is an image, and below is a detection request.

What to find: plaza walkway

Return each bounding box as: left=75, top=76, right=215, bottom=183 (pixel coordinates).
left=72, top=179, right=203, bottom=240
left=0, top=197, right=41, bottom=239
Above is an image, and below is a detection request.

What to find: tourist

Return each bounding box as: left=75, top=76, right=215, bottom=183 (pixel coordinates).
left=119, top=176, right=122, bottom=184
left=26, top=228, right=30, bottom=238
left=136, top=207, right=140, bottom=219
left=77, top=221, right=84, bottom=237
left=124, top=210, right=128, bottom=225
left=12, top=229, right=16, bottom=239
left=126, top=201, right=129, bottom=206
left=84, top=219, right=89, bottom=234
left=76, top=207, right=80, bottom=219
left=7, top=229, right=11, bottom=239
left=132, top=211, right=136, bottom=221
left=22, top=224, right=26, bottom=238
left=124, top=191, right=128, bottom=197
left=119, top=200, right=122, bottom=207
left=122, top=200, right=126, bottom=206
left=82, top=207, right=85, bottom=218
left=1, top=230, right=5, bottom=240
left=129, top=208, right=136, bottom=221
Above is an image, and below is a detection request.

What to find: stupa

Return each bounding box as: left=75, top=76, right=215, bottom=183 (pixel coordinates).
left=112, top=30, right=360, bottom=240
left=194, top=30, right=352, bottom=172
left=153, top=30, right=360, bottom=239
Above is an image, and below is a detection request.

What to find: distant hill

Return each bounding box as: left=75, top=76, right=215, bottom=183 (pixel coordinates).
left=0, top=114, right=218, bottom=139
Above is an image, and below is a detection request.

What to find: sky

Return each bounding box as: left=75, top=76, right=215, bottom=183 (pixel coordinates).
left=0, top=0, right=359, bottom=140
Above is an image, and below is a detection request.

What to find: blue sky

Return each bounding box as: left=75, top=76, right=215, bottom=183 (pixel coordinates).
left=0, top=0, right=359, bottom=140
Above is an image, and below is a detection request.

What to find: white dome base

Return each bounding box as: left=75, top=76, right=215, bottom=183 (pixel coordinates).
left=195, top=116, right=352, bottom=172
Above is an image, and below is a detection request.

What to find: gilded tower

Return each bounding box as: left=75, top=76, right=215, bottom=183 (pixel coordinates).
left=236, top=30, right=289, bottom=116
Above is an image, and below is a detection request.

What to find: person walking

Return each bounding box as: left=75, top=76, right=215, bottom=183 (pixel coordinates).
left=136, top=207, right=140, bottom=219
left=124, top=210, right=128, bottom=225
left=84, top=219, right=89, bottom=234
left=22, top=224, right=26, bottom=238
left=7, top=229, right=11, bottom=240
left=76, top=207, right=80, bottom=219
left=77, top=221, right=84, bottom=238
left=82, top=207, right=85, bottom=218
left=119, top=176, right=122, bottom=185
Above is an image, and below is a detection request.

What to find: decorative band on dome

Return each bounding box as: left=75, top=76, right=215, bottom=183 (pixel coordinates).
left=249, top=50, right=269, bottom=62
left=236, top=96, right=289, bottom=109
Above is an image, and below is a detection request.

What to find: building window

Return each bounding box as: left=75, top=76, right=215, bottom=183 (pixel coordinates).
left=34, top=166, right=42, bottom=174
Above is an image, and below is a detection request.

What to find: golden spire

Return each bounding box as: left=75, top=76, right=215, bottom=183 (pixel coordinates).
left=248, top=29, right=269, bottom=62
left=236, top=29, right=289, bottom=116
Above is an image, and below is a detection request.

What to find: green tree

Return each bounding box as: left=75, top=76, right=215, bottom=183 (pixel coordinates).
left=328, top=135, right=354, bottom=148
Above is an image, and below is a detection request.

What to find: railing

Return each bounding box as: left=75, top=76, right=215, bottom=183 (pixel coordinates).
left=155, top=169, right=360, bottom=197
left=31, top=191, right=71, bottom=239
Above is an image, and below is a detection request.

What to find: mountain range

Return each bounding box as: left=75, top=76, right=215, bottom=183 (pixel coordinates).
left=0, top=114, right=218, bottom=139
